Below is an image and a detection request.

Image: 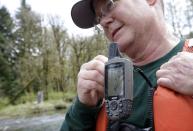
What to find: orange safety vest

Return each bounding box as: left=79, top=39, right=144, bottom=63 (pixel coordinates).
left=96, top=39, right=193, bottom=131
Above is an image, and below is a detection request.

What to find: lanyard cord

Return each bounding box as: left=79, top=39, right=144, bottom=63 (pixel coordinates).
left=134, top=68, right=155, bottom=131
left=134, top=68, right=153, bottom=87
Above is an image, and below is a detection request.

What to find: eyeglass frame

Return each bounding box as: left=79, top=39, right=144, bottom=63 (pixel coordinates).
left=94, top=0, right=119, bottom=24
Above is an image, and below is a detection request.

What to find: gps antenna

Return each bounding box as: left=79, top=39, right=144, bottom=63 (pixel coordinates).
left=108, top=43, right=121, bottom=59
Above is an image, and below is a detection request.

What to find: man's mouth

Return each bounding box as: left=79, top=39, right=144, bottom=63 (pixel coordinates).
left=112, top=25, right=123, bottom=40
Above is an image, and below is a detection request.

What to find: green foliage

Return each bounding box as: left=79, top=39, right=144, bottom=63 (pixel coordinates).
left=12, top=1, right=45, bottom=101
left=0, top=6, right=14, bottom=40
left=0, top=6, right=21, bottom=103
left=0, top=97, right=9, bottom=109
left=0, top=101, right=60, bottom=118
left=16, top=92, right=36, bottom=104
left=0, top=91, right=75, bottom=118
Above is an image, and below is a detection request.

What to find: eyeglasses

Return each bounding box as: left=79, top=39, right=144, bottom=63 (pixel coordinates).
left=95, top=0, right=118, bottom=23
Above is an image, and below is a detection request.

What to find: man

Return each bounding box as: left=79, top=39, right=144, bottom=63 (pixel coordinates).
left=60, top=0, right=193, bottom=130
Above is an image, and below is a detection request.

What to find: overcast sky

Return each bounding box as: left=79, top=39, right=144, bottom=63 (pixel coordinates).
left=0, top=0, right=94, bottom=37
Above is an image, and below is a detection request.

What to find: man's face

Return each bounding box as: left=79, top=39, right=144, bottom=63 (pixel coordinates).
left=94, top=0, right=154, bottom=54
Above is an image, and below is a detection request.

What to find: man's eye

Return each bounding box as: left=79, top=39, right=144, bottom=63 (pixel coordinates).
left=106, top=1, right=114, bottom=11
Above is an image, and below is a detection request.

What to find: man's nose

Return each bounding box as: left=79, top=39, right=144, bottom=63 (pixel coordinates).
left=100, top=15, right=114, bottom=28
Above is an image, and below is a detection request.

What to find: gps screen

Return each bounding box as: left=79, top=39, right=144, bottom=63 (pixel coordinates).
left=107, top=63, right=124, bottom=96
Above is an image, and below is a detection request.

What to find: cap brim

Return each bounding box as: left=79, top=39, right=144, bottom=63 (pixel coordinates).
left=71, top=0, right=97, bottom=29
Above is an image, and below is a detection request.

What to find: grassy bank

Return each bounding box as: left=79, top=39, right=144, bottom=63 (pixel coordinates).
left=0, top=90, right=76, bottom=119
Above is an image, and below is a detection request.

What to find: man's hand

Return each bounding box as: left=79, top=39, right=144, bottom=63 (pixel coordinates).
left=77, top=55, right=108, bottom=107
left=156, top=52, right=193, bottom=95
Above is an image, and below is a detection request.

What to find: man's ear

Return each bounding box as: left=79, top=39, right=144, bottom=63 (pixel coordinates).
left=146, top=0, right=156, bottom=6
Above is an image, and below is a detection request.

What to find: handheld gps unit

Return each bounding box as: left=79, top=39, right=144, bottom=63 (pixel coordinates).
left=105, top=43, right=133, bottom=121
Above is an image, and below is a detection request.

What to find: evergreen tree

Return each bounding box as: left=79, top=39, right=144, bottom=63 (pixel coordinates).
left=14, top=0, right=43, bottom=96
left=0, top=6, right=20, bottom=103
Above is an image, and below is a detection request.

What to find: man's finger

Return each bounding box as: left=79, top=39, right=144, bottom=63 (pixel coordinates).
left=81, top=59, right=105, bottom=75
left=79, top=70, right=104, bottom=86
left=156, top=69, right=171, bottom=78
left=78, top=78, right=103, bottom=92
left=94, top=55, right=108, bottom=63
left=157, top=77, right=173, bottom=89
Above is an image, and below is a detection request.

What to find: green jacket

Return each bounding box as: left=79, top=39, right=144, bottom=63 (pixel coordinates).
left=60, top=40, right=184, bottom=131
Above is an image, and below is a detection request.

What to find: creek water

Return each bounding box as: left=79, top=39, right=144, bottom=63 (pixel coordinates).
left=0, top=113, right=65, bottom=131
